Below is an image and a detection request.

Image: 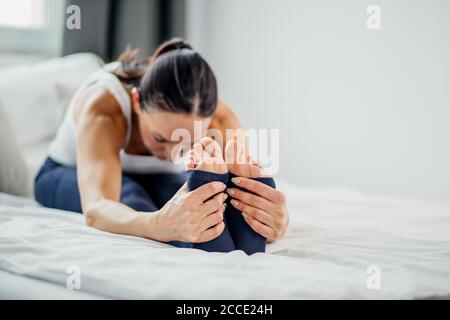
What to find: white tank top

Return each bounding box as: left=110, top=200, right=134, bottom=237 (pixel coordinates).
left=48, top=62, right=185, bottom=174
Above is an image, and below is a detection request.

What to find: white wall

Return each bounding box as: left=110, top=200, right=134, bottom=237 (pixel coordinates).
left=186, top=0, right=450, bottom=202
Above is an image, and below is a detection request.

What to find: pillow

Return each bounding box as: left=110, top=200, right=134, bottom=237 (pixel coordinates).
left=0, top=53, right=104, bottom=195
left=0, top=53, right=103, bottom=150
left=0, top=101, right=29, bottom=196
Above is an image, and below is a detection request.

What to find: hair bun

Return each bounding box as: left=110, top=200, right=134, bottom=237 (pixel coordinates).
left=152, top=38, right=193, bottom=61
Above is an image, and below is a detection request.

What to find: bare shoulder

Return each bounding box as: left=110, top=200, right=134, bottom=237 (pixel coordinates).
left=74, top=83, right=125, bottom=121
left=210, top=99, right=242, bottom=130
left=214, top=99, right=234, bottom=118
left=74, top=83, right=128, bottom=134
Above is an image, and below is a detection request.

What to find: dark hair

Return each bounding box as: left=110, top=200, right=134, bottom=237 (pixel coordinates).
left=115, top=38, right=218, bottom=117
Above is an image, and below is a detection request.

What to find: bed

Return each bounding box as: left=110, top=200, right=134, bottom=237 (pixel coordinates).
left=1, top=53, right=449, bottom=300
left=1, top=180, right=449, bottom=299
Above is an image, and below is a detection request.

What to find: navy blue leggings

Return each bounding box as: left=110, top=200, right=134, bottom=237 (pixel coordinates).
left=34, top=157, right=275, bottom=254
left=34, top=157, right=186, bottom=213
left=186, top=170, right=276, bottom=254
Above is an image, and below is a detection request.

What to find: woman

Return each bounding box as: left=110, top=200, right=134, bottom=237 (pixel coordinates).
left=35, top=38, right=289, bottom=254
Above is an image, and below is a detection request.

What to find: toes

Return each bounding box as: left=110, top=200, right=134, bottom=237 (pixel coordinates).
left=201, top=137, right=220, bottom=157
left=225, top=139, right=265, bottom=177
left=249, top=163, right=265, bottom=177
left=225, top=138, right=246, bottom=165
left=201, top=137, right=224, bottom=163
left=246, top=155, right=265, bottom=175
left=186, top=149, right=196, bottom=170
left=191, top=137, right=227, bottom=173
left=247, top=155, right=263, bottom=169
left=192, top=142, right=204, bottom=165
left=193, top=140, right=213, bottom=166
left=194, top=142, right=203, bottom=158
left=225, top=139, right=238, bottom=165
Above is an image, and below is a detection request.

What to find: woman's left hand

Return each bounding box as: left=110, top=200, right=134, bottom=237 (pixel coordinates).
left=226, top=177, right=289, bottom=243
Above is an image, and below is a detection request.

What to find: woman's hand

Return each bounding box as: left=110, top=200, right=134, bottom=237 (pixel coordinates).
left=155, top=181, right=228, bottom=243
left=227, top=177, right=289, bottom=243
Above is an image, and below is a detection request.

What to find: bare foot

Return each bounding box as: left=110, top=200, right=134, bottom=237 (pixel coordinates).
left=186, top=137, right=228, bottom=174
left=224, top=139, right=266, bottom=178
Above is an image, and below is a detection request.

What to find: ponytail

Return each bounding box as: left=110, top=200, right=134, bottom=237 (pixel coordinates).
left=114, top=46, right=148, bottom=88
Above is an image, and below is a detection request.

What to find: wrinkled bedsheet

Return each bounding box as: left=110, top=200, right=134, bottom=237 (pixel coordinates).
left=0, top=181, right=449, bottom=299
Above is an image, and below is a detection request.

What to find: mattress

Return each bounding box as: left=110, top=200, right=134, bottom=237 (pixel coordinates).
left=0, top=180, right=449, bottom=299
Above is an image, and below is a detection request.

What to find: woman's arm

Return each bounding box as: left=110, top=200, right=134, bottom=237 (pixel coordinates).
left=76, top=88, right=156, bottom=238
left=75, top=88, right=227, bottom=243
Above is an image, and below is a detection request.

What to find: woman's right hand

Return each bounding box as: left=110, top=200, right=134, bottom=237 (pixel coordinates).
left=155, top=181, right=228, bottom=243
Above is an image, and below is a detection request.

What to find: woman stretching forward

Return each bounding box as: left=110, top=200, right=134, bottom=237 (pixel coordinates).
left=34, top=38, right=289, bottom=254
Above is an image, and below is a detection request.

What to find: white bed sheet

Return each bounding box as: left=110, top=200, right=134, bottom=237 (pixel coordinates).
left=0, top=270, right=104, bottom=299
left=0, top=180, right=449, bottom=299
